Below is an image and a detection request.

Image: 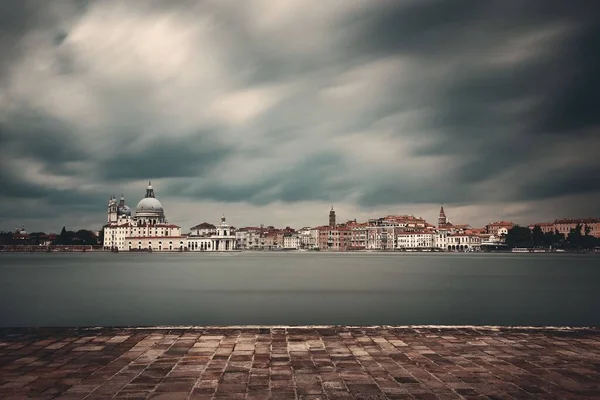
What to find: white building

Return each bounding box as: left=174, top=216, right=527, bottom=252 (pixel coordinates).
left=103, top=182, right=185, bottom=251
left=446, top=234, right=481, bottom=252
left=299, top=228, right=319, bottom=250
left=433, top=229, right=449, bottom=250
left=366, top=226, right=395, bottom=250
left=396, top=232, right=435, bottom=250
left=283, top=234, right=301, bottom=250
left=186, top=215, right=237, bottom=251
left=189, top=222, right=217, bottom=237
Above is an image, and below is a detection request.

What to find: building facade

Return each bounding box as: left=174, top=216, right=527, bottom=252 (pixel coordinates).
left=530, top=218, right=600, bottom=238
left=396, top=232, right=435, bottom=250
left=103, top=182, right=185, bottom=251
left=186, top=215, right=237, bottom=251
left=486, top=221, right=515, bottom=236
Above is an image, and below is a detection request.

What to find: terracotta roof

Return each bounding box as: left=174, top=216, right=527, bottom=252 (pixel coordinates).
left=487, top=221, right=514, bottom=226
left=190, top=222, right=216, bottom=230
left=554, top=218, right=600, bottom=224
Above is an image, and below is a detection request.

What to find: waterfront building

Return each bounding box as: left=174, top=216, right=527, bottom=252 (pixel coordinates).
left=366, top=226, right=395, bottom=250
left=529, top=218, right=600, bottom=238
left=189, top=222, right=216, bottom=237
left=186, top=215, right=237, bottom=251
left=528, top=222, right=555, bottom=234
left=263, top=232, right=278, bottom=250
left=446, top=233, right=481, bottom=251
left=102, top=182, right=185, bottom=251
left=434, top=229, right=449, bottom=250
left=317, top=226, right=351, bottom=251
left=349, top=223, right=368, bottom=250
left=299, top=227, right=319, bottom=250
left=283, top=233, right=301, bottom=250
left=396, top=231, right=435, bottom=250
left=236, top=227, right=264, bottom=250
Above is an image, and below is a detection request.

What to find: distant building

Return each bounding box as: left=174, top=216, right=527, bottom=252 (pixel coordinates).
left=189, top=222, right=216, bottom=237
left=396, top=231, right=434, bottom=250
left=236, top=227, right=264, bottom=250
left=187, top=215, right=236, bottom=251
left=529, top=218, right=600, bottom=238
left=299, top=227, right=319, bottom=250
left=317, top=226, right=351, bottom=251
left=283, top=233, right=301, bottom=250
left=446, top=234, right=481, bottom=252
left=485, top=221, right=515, bottom=236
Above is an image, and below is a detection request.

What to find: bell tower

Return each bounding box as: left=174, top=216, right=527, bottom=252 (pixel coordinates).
left=329, top=206, right=336, bottom=228
left=108, top=195, right=118, bottom=223
left=438, top=205, right=447, bottom=228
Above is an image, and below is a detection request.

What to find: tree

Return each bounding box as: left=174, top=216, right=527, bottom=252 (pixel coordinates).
left=567, top=224, right=583, bottom=250
left=532, top=225, right=544, bottom=248
left=582, top=225, right=596, bottom=250
left=74, top=230, right=98, bottom=245
left=505, top=225, right=533, bottom=248
left=98, top=228, right=105, bottom=246
left=553, top=230, right=566, bottom=249
left=542, top=231, right=555, bottom=248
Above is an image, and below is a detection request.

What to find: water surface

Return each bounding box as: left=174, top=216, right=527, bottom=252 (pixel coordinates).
left=0, top=252, right=598, bottom=327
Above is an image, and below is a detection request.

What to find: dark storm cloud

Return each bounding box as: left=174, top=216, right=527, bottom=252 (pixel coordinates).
left=171, top=152, right=351, bottom=205
left=536, top=23, right=600, bottom=135
left=516, top=164, right=600, bottom=202
left=339, top=0, right=600, bottom=206
left=0, top=163, right=105, bottom=219
left=0, top=0, right=88, bottom=79
left=0, top=111, right=90, bottom=167
left=100, top=132, right=231, bottom=181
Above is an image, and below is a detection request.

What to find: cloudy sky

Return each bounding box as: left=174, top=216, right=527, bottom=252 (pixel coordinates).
left=1, top=0, right=599, bottom=233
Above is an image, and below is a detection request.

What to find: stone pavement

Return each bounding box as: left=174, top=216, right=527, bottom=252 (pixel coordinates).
left=1, top=327, right=600, bottom=399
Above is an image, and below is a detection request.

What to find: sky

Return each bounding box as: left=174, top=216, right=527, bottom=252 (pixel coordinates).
left=1, top=0, right=599, bottom=233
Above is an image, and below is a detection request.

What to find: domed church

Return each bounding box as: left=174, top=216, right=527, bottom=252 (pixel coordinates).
left=103, top=182, right=185, bottom=251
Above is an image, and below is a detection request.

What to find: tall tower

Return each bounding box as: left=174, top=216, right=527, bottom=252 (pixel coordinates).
left=438, top=205, right=447, bottom=228
left=108, top=196, right=118, bottom=223
left=329, top=206, right=336, bottom=228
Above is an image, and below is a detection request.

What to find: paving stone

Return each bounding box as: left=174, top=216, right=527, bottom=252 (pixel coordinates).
left=0, top=327, right=599, bottom=399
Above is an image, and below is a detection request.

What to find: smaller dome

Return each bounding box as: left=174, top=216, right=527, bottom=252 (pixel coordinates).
left=118, top=205, right=132, bottom=217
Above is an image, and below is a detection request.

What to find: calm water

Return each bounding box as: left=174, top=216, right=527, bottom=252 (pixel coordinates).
left=0, top=252, right=598, bottom=327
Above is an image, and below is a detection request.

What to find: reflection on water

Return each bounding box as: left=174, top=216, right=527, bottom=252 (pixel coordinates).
left=0, top=252, right=598, bottom=327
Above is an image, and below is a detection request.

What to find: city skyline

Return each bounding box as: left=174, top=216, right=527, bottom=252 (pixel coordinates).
left=1, top=1, right=599, bottom=233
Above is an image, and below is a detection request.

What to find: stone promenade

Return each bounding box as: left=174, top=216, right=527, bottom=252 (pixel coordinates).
left=1, top=327, right=600, bottom=400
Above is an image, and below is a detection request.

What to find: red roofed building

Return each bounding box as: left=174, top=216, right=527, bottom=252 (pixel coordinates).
left=485, top=221, right=515, bottom=236
left=530, top=218, right=600, bottom=238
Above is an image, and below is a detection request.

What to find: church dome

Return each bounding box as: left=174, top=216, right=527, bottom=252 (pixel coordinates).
left=136, top=197, right=164, bottom=214
left=118, top=204, right=132, bottom=216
